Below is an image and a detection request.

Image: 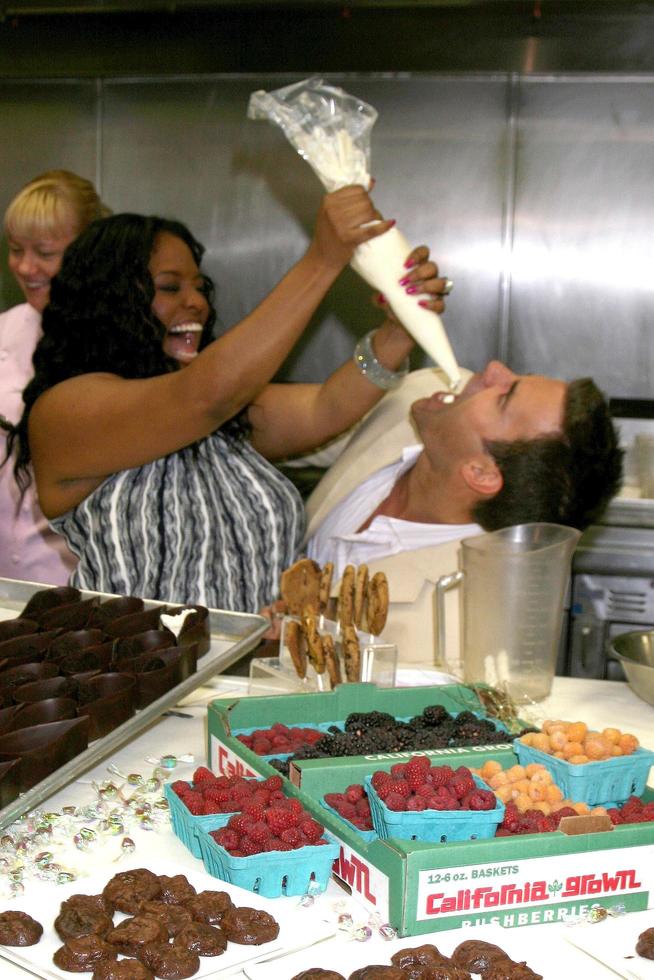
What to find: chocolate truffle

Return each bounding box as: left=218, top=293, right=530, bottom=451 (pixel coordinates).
left=183, top=889, right=233, bottom=926
left=53, top=934, right=117, bottom=972
left=138, top=941, right=201, bottom=979
left=103, top=869, right=161, bottom=914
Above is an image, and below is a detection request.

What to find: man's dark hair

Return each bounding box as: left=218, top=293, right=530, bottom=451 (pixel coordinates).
left=473, top=378, right=624, bottom=531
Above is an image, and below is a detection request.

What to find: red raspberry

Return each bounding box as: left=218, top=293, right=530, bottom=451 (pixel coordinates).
left=271, top=723, right=291, bottom=735
left=279, top=828, right=303, bottom=847
left=324, top=793, right=345, bottom=808
left=606, top=808, right=623, bottom=825
left=170, top=780, right=190, bottom=797
left=407, top=796, right=428, bottom=811
left=269, top=789, right=286, bottom=802
left=465, top=790, right=496, bottom=811
left=240, top=838, right=262, bottom=856
left=226, top=813, right=250, bottom=835
left=250, top=789, right=271, bottom=806
left=237, top=734, right=253, bottom=748
left=266, top=807, right=300, bottom=835
left=428, top=798, right=456, bottom=811
left=252, top=739, right=273, bottom=754
left=405, top=758, right=429, bottom=791
left=371, top=771, right=393, bottom=791
left=242, top=803, right=267, bottom=821
left=268, top=839, right=294, bottom=851
left=298, top=817, right=324, bottom=843
left=303, top=729, right=323, bottom=744
left=192, top=766, right=216, bottom=784
left=449, top=776, right=474, bottom=800
left=390, top=763, right=408, bottom=778
left=211, top=827, right=240, bottom=850
left=262, top=775, right=284, bottom=792
left=427, top=766, right=453, bottom=787
left=202, top=801, right=221, bottom=814
left=384, top=792, right=408, bottom=811
left=345, top=784, right=365, bottom=803
left=355, top=798, right=371, bottom=818
left=553, top=807, right=577, bottom=820
left=416, top=784, right=435, bottom=799
left=389, top=779, right=411, bottom=798
left=203, top=787, right=232, bottom=805
left=246, top=820, right=271, bottom=844
left=182, top=791, right=204, bottom=814
left=281, top=798, right=304, bottom=814
left=337, top=801, right=357, bottom=819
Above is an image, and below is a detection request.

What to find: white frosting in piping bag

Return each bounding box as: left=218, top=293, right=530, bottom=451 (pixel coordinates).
left=247, top=79, right=462, bottom=390
left=351, top=225, right=461, bottom=391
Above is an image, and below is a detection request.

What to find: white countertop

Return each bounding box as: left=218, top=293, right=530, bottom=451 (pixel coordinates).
left=0, top=673, right=652, bottom=980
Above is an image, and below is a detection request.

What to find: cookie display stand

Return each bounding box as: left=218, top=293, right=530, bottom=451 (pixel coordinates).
left=248, top=614, right=397, bottom=695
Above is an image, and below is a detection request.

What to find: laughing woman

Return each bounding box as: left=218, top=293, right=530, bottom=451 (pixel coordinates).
left=4, top=187, right=449, bottom=610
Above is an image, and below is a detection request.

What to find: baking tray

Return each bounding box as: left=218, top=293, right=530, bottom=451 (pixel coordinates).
left=0, top=577, right=269, bottom=830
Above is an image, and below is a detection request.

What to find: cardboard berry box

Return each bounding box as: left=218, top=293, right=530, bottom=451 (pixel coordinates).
left=207, top=682, right=654, bottom=938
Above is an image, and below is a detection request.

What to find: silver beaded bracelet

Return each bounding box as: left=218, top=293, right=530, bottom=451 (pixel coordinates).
left=353, top=329, right=410, bottom=390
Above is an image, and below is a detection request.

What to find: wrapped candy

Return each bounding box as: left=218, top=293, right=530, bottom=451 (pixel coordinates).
left=248, top=76, right=461, bottom=390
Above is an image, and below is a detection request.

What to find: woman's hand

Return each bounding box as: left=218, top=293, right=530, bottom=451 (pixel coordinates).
left=308, top=185, right=395, bottom=272
left=373, top=244, right=452, bottom=320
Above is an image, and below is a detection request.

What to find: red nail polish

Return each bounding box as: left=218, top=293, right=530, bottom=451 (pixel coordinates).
left=404, top=257, right=417, bottom=269
left=377, top=293, right=387, bottom=305
left=406, top=285, right=418, bottom=295
left=399, top=276, right=411, bottom=286
left=418, top=300, right=430, bottom=308
left=387, top=219, right=396, bottom=228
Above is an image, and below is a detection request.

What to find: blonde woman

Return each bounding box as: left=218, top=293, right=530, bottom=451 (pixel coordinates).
left=0, top=170, right=110, bottom=584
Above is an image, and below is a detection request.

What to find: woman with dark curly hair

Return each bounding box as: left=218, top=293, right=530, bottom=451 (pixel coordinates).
left=5, top=185, right=450, bottom=611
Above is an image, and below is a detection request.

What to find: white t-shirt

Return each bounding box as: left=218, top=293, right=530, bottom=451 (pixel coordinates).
left=306, top=444, right=481, bottom=579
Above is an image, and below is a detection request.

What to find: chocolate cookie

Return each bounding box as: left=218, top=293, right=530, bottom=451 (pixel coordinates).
left=62, top=893, right=114, bottom=917
left=348, top=968, right=406, bottom=979
left=106, top=915, right=169, bottom=957
left=323, top=633, right=342, bottom=687
left=318, top=562, right=334, bottom=615
left=0, top=910, right=43, bottom=946
left=637, top=927, right=654, bottom=960
left=138, top=901, right=193, bottom=938
left=342, top=624, right=361, bottom=682
left=138, top=941, right=200, bottom=979
left=353, top=564, right=369, bottom=628
left=483, top=963, right=542, bottom=980
left=220, top=905, right=280, bottom=945
left=292, top=971, right=346, bottom=980
left=451, top=940, right=512, bottom=974
left=286, top=619, right=307, bottom=679
left=55, top=905, right=113, bottom=942
left=303, top=613, right=325, bottom=674
left=103, top=869, right=162, bottom=914
left=173, top=921, right=227, bottom=956
left=366, top=571, right=389, bottom=636
left=183, top=890, right=233, bottom=926
left=281, top=558, right=322, bottom=615
left=92, top=961, right=154, bottom=980
left=157, top=874, right=197, bottom=906
left=53, top=934, right=117, bottom=972
left=338, top=564, right=355, bottom=629
left=391, top=943, right=456, bottom=972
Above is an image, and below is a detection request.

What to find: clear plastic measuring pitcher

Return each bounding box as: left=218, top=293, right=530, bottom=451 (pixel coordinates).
left=440, top=523, right=580, bottom=703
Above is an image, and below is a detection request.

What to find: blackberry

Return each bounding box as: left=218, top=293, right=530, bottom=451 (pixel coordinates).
left=420, top=704, right=451, bottom=726
left=344, top=711, right=395, bottom=735
left=269, top=758, right=290, bottom=777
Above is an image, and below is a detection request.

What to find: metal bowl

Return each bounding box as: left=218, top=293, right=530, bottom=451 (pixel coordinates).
left=611, top=630, right=654, bottom=707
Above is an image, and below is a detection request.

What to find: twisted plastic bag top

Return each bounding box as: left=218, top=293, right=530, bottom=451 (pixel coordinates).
left=247, top=77, right=376, bottom=192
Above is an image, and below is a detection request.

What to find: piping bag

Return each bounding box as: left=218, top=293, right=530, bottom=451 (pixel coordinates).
left=247, top=76, right=461, bottom=391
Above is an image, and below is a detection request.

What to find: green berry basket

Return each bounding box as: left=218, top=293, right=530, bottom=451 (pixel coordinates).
left=514, top=741, right=654, bottom=806
left=364, top=774, right=504, bottom=843
left=196, top=827, right=340, bottom=899
left=163, top=781, right=234, bottom=858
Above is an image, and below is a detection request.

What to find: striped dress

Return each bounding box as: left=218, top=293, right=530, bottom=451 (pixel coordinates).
left=50, top=431, right=304, bottom=612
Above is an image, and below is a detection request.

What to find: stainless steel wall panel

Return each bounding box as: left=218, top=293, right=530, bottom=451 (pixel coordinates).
left=510, top=77, right=654, bottom=397
left=100, top=74, right=508, bottom=381
left=0, top=80, right=98, bottom=310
